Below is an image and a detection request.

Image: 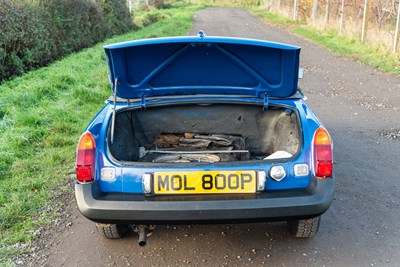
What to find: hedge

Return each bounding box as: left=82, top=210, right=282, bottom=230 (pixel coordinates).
left=0, top=0, right=134, bottom=82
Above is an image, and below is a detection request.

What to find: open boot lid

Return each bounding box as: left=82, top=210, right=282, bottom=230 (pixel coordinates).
left=104, top=32, right=301, bottom=99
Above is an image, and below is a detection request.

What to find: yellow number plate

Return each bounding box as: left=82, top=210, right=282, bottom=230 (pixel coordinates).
left=153, top=171, right=256, bottom=195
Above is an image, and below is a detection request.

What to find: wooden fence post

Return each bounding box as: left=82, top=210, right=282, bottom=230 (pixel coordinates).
left=339, top=0, right=345, bottom=35
left=312, top=0, right=318, bottom=22
left=325, top=0, right=330, bottom=24
left=361, top=0, right=370, bottom=43
left=394, top=0, right=400, bottom=52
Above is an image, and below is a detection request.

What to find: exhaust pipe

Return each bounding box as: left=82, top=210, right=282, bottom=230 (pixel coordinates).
left=133, top=225, right=155, bottom=247
left=138, top=226, right=147, bottom=247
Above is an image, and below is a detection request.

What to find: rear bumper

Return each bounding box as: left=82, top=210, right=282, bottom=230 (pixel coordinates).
left=75, top=177, right=334, bottom=224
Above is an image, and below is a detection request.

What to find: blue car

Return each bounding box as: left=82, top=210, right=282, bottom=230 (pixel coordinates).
left=75, top=33, right=334, bottom=245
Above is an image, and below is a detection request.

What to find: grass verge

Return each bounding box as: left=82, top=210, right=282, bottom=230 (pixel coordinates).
left=249, top=9, right=305, bottom=26
left=291, top=27, right=400, bottom=76
left=0, top=2, right=206, bottom=262
left=251, top=7, right=400, bottom=76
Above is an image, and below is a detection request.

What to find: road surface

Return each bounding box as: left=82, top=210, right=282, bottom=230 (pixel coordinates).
left=21, top=8, right=400, bottom=267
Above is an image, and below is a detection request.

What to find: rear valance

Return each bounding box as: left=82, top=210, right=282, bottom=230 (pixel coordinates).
left=104, top=35, right=301, bottom=99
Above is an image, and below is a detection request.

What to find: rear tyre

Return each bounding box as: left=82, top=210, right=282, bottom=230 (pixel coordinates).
left=287, top=216, right=321, bottom=238
left=96, top=223, right=129, bottom=239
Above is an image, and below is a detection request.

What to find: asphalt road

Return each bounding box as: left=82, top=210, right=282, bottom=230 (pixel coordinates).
left=23, top=8, right=400, bottom=267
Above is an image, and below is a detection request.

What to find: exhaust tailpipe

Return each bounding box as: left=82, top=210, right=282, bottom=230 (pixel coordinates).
left=138, top=226, right=147, bottom=247
left=133, top=225, right=155, bottom=247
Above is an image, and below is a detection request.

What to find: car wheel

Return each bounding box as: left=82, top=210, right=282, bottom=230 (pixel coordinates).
left=287, top=216, right=321, bottom=238
left=96, top=223, right=129, bottom=239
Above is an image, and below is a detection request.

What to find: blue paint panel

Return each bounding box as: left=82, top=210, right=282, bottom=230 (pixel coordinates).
left=83, top=97, right=321, bottom=194
left=104, top=36, right=300, bottom=99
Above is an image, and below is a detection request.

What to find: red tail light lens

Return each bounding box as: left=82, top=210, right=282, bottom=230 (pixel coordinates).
left=76, top=132, right=96, bottom=183
left=313, top=127, right=333, bottom=178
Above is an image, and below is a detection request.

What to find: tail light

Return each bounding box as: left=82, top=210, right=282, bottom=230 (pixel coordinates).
left=313, top=127, right=333, bottom=178
left=76, top=132, right=96, bottom=183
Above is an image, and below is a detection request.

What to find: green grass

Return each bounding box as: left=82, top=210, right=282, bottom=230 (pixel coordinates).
left=291, top=27, right=400, bottom=75
left=249, top=8, right=400, bottom=76
left=0, top=2, right=206, bottom=262
left=250, top=8, right=305, bottom=25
